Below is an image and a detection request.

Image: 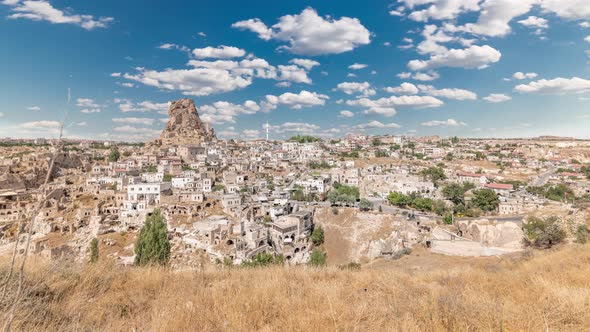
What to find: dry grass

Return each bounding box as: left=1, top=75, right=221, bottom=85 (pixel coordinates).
left=1, top=245, right=590, bottom=331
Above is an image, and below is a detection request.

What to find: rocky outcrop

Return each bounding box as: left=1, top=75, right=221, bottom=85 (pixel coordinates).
left=457, top=219, right=523, bottom=250
left=314, top=207, right=426, bottom=265
left=159, top=99, right=215, bottom=146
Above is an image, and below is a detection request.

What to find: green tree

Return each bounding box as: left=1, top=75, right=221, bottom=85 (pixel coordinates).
left=292, top=189, right=306, bottom=201
left=311, top=226, right=325, bottom=246
left=108, top=146, right=120, bottom=162
left=308, top=160, right=332, bottom=169
left=163, top=173, right=173, bottom=182
left=328, top=184, right=360, bottom=205
left=412, top=197, right=433, bottom=212
left=89, top=238, right=99, bottom=263
left=309, top=249, right=327, bottom=267
left=442, top=183, right=468, bottom=206
left=289, top=135, right=320, bottom=143
left=420, top=167, right=447, bottom=185
left=134, top=209, right=171, bottom=266
left=471, top=189, right=500, bottom=212
left=432, top=200, right=448, bottom=216
left=388, top=192, right=412, bottom=207
left=145, top=164, right=157, bottom=173
left=375, top=150, right=389, bottom=158
left=212, top=184, right=225, bottom=192
left=523, top=216, right=566, bottom=248
left=545, top=184, right=574, bottom=202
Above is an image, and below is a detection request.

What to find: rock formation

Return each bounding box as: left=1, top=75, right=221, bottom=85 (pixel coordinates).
left=158, top=99, right=215, bottom=146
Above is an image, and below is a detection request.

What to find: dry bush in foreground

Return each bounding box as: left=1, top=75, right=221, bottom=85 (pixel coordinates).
left=1, top=245, right=590, bottom=331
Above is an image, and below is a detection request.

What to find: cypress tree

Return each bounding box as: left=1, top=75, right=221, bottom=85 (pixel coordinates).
left=134, top=209, right=170, bottom=266
left=89, top=238, right=99, bottom=263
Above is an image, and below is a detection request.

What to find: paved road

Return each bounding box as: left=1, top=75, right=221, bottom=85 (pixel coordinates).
left=456, top=214, right=525, bottom=224
left=531, top=167, right=556, bottom=187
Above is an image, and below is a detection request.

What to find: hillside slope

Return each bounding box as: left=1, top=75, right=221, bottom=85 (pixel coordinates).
left=1, top=244, right=590, bottom=331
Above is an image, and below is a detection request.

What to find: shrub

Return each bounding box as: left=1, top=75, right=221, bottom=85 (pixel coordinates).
left=311, top=226, right=325, bottom=246
left=223, top=257, right=233, bottom=267
left=359, top=199, right=373, bottom=211
left=443, top=213, right=453, bottom=225
left=338, top=262, right=361, bottom=271
left=523, top=216, right=566, bottom=249
left=89, top=238, right=99, bottom=263
left=391, top=248, right=412, bottom=260
left=241, top=253, right=283, bottom=268
left=433, top=200, right=448, bottom=216
left=309, top=250, right=327, bottom=267
left=576, top=224, right=589, bottom=244
left=134, top=209, right=171, bottom=266
left=331, top=207, right=339, bottom=215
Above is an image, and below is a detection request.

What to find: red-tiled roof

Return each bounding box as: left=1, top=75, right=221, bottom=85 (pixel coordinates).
left=485, top=183, right=513, bottom=190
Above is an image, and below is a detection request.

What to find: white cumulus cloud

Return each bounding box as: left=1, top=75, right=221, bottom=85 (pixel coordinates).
left=192, top=45, right=246, bottom=59
left=339, top=110, right=355, bottom=118
left=518, top=16, right=548, bottom=29
left=335, top=82, right=376, bottom=97
left=348, top=63, right=368, bottom=70
left=408, top=45, right=501, bottom=71
left=5, top=0, right=113, bottom=30
left=483, top=93, right=512, bottom=103
left=515, top=77, right=590, bottom=94
left=513, top=72, right=538, bottom=80
left=353, top=121, right=401, bottom=129
left=232, top=8, right=371, bottom=55
left=264, top=90, right=329, bottom=110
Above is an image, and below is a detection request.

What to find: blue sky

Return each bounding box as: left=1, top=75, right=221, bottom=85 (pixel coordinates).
left=0, top=0, right=589, bottom=141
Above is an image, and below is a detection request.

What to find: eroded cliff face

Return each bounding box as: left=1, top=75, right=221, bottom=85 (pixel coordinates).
left=1, top=151, right=85, bottom=190
left=159, top=99, right=215, bottom=146
left=314, top=207, right=429, bottom=265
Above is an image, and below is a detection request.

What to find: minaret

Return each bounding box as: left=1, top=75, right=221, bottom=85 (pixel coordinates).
left=265, top=121, right=270, bottom=142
